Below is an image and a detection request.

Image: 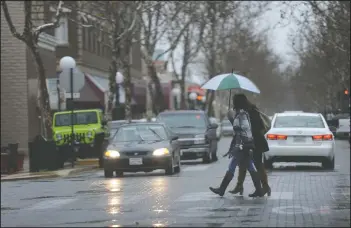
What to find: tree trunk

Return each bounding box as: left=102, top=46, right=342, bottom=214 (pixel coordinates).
left=147, top=64, right=166, bottom=113
left=180, top=77, right=187, bottom=109
left=122, top=42, right=132, bottom=122
left=107, top=61, right=117, bottom=120
left=29, top=44, right=52, bottom=139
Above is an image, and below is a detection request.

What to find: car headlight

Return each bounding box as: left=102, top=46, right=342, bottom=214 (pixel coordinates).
left=104, top=150, right=120, bottom=158
left=152, top=148, right=170, bottom=156
left=56, top=134, right=62, bottom=140
left=87, top=131, right=93, bottom=138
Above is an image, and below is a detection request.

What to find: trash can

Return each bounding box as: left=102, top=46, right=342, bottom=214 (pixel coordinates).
left=8, top=143, right=19, bottom=174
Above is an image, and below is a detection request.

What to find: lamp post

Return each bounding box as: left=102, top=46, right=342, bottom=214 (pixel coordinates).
left=59, top=56, right=76, bottom=167
left=171, top=87, right=181, bottom=110
left=115, top=72, right=124, bottom=120
left=189, top=92, right=197, bottom=110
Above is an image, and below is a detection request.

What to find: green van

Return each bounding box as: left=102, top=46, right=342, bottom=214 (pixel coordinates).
left=53, top=109, right=109, bottom=160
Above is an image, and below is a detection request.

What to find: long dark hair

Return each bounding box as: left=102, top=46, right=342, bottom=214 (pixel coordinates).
left=233, top=93, right=254, bottom=112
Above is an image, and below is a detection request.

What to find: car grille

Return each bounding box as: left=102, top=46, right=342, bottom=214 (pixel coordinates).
left=179, top=134, right=194, bottom=138
left=124, top=151, right=149, bottom=156
left=62, top=133, right=87, bottom=143
left=179, top=140, right=194, bottom=146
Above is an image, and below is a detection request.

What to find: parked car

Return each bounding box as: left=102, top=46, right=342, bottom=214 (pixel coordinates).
left=264, top=112, right=335, bottom=170
left=103, top=122, right=181, bottom=177
left=209, top=117, right=222, bottom=140
left=221, top=119, right=233, bottom=136
left=335, top=118, right=350, bottom=139
left=156, top=110, right=218, bottom=163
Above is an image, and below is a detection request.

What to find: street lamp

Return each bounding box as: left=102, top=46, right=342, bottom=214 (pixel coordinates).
left=59, top=56, right=76, bottom=167
left=171, top=87, right=181, bottom=110
left=189, top=92, right=197, bottom=110
left=115, top=72, right=124, bottom=120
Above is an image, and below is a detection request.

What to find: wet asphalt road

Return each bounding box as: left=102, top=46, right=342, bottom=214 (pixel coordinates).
left=1, top=138, right=350, bottom=227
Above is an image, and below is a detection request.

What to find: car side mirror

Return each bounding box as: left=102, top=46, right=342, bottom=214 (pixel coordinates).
left=210, top=123, right=218, bottom=129
left=171, top=136, right=179, bottom=141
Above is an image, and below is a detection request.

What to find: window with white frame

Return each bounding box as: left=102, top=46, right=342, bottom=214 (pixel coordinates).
left=55, top=16, right=69, bottom=45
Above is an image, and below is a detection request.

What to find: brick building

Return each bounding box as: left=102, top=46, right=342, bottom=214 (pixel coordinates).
left=1, top=1, right=143, bottom=153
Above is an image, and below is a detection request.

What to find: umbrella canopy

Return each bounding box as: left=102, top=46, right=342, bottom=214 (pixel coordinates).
left=201, top=73, right=260, bottom=94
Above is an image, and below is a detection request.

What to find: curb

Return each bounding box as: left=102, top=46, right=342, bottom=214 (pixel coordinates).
left=1, top=166, right=99, bottom=182
left=76, top=158, right=99, bottom=166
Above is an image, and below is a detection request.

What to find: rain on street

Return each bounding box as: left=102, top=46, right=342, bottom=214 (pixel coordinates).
left=1, top=138, right=350, bottom=227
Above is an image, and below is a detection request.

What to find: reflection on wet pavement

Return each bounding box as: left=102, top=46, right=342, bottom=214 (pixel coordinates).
left=1, top=139, right=350, bottom=227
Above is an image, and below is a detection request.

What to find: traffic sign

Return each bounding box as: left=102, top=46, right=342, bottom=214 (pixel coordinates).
left=59, top=67, right=85, bottom=93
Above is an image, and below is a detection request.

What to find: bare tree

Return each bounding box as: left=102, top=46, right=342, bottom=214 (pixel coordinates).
left=1, top=1, right=65, bottom=138
left=140, top=1, right=194, bottom=114
left=169, top=2, right=207, bottom=109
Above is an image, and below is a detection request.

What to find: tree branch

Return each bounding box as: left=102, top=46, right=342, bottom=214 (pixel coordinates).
left=1, top=1, right=26, bottom=42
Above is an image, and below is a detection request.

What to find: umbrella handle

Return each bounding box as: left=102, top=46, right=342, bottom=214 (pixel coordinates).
left=228, top=89, right=232, bottom=109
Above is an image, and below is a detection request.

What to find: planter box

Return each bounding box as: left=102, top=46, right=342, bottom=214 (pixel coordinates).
left=1, top=153, right=25, bottom=174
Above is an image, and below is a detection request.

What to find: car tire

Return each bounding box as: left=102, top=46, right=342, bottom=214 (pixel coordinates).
left=115, top=171, right=124, bottom=177
left=263, top=156, right=273, bottom=170
left=322, top=158, right=335, bottom=170
left=104, top=169, right=114, bottom=178
left=165, top=159, right=174, bottom=175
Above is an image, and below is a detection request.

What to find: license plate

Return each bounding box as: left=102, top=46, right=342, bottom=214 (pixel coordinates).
left=293, top=136, right=306, bottom=142
left=129, top=158, right=143, bottom=165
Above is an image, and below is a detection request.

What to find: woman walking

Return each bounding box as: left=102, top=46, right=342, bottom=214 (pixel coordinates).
left=209, top=94, right=263, bottom=197
left=228, top=95, right=271, bottom=197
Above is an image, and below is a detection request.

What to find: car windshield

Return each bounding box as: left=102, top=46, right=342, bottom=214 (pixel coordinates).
left=158, top=113, right=207, bottom=129
left=222, top=120, right=232, bottom=126
left=55, top=112, right=98, bottom=126
left=112, top=125, right=168, bottom=142
left=274, top=115, right=325, bottom=128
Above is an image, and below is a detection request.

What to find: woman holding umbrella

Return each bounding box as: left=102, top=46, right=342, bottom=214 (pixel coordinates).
left=209, top=94, right=263, bottom=197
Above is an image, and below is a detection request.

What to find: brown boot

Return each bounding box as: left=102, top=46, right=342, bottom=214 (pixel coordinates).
left=229, top=165, right=246, bottom=195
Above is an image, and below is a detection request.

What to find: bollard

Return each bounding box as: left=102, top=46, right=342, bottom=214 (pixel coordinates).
left=94, top=133, right=105, bottom=168
left=8, top=143, right=19, bottom=173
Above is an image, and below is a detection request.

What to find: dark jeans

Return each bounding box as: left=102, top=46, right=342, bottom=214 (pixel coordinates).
left=228, top=150, right=257, bottom=175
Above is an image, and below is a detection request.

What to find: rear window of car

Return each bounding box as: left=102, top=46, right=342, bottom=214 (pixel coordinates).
left=274, top=115, right=325, bottom=128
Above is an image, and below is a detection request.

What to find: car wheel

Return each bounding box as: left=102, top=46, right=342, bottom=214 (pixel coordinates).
left=174, top=158, right=181, bottom=173
left=115, top=171, right=124, bottom=177
left=104, top=169, right=113, bottom=178
left=165, top=158, right=174, bottom=175
left=263, top=156, right=273, bottom=169
left=322, top=158, right=335, bottom=170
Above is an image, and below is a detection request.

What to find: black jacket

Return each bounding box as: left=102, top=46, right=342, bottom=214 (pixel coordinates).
left=248, top=105, right=269, bottom=153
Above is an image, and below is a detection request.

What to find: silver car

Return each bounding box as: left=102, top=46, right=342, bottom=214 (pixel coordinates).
left=221, top=119, right=233, bottom=136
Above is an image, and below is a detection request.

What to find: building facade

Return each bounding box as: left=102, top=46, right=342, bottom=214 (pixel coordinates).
left=1, top=1, right=143, bottom=153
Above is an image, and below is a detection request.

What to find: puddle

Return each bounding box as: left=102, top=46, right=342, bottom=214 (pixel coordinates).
left=240, top=220, right=260, bottom=223
left=210, top=208, right=241, bottom=212
left=31, top=180, right=55, bottom=183
left=1, top=207, right=19, bottom=211
left=21, top=195, right=73, bottom=200
left=58, top=219, right=112, bottom=225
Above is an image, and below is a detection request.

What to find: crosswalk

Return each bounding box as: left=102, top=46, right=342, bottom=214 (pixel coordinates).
left=21, top=190, right=295, bottom=212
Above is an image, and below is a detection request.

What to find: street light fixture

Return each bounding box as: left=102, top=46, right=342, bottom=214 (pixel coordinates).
left=171, top=87, right=181, bottom=110
left=189, top=92, right=197, bottom=110
left=115, top=72, right=124, bottom=120
left=59, top=56, right=76, bottom=167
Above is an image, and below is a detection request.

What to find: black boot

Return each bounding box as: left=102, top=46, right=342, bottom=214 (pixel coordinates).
left=228, top=184, right=244, bottom=195
left=209, top=171, right=233, bottom=197
left=248, top=170, right=263, bottom=197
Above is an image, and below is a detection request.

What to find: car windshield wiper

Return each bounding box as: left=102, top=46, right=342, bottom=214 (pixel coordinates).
left=177, top=126, right=196, bottom=128
left=147, top=127, right=164, bottom=140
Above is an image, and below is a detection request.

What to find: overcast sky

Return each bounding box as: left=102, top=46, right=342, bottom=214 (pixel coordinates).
left=161, top=2, right=302, bottom=84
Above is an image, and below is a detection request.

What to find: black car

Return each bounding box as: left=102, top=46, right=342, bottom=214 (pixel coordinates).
left=103, top=122, right=181, bottom=178
left=157, top=110, right=218, bottom=163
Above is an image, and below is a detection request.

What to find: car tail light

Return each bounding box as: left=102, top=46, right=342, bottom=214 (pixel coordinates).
left=312, top=134, right=333, bottom=141
left=266, top=134, right=288, bottom=140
